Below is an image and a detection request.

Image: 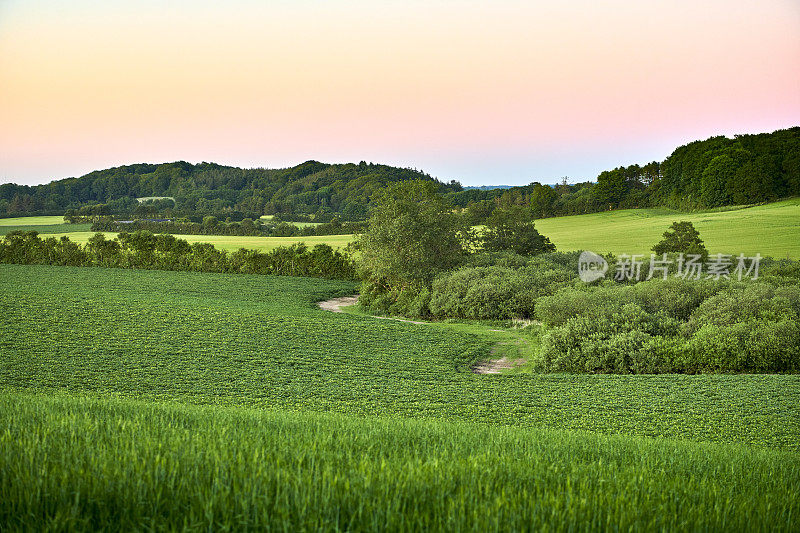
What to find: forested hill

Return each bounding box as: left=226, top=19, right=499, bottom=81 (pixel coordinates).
left=1, top=127, right=798, bottom=220
left=0, top=160, right=462, bottom=220
left=452, top=126, right=800, bottom=220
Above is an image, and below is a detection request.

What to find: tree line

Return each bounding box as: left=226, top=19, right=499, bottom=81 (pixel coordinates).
left=0, top=160, right=460, bottom=220
left=88, top=217, right=364, bottom=237
left=0, top=231, right=356, bottom=280
left=2, top=127, right=796, bottom=220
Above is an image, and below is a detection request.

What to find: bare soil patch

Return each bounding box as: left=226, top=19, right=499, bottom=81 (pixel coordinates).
left=471, top=357, right=527, bottom=374
left=318, top=296, right=358, bottom=312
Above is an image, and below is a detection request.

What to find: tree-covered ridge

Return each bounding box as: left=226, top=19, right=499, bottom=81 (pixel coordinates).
left=1, top=127, right=798, bottom=219
left=451, top=126, right=800, bottom=217
left=0, top=160, right=460, bottom=220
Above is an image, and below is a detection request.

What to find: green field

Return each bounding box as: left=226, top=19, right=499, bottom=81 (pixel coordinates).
left=0, top=215, right=66, bottom=226
left=4, top=198, right=798, bottom=257
left=2, top=264, right=799, bottom=529
left=2, top=391, right=797, bottom=531
left=2, top=264, right=798, bottom=449
left=260, top=214, right=322, bottom=228
left=536, top=197, right=800, bottom=259
left=0, top=223, right=92, bottom=235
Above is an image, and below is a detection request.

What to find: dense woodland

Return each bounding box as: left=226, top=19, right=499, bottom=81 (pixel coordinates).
left=1, top=128, right=798, bottom=220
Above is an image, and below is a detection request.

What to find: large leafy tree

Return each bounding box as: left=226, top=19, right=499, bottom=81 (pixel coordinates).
left=481, top=205, right=556, bottom=256
left=357, top=180, right=469, bottom=288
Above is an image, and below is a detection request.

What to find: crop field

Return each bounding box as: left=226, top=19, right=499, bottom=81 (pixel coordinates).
left=2, top=391, right=798, bottom=531
left=2, top=264, right=799, bottom=450
left=260, top=214, right=322, bottom=228
left=536, top=197, right=800, bottom=259
left=2, top=263, right=800, bottom=529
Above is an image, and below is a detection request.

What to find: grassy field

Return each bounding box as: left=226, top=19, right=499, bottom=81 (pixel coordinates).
left=0, top=223, right=92, bottom=235
left=4, top=198, right=798, bottom=256
left=536, top=197, right=800, bottom=259
left=0, top=215, right=66, bottom=226
left=2, top=391, right=797, bottom=531
left=2, top=264, right=799, bottom=529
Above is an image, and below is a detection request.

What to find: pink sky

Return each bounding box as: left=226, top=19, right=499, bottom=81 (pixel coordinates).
left=1, top=0, right=799, bottom=186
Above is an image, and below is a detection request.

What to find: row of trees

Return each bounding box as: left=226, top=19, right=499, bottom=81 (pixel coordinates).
left=0, top=231, right=356, bottom=280
left=88, top=217, right=363, bottom=237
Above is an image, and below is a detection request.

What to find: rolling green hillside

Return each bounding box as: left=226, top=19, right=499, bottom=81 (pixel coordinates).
left=536, top=197, right=800, bottom=259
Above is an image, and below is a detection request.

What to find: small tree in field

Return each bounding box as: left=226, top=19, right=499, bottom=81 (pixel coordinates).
left=652, top=221, right=708, bottom=260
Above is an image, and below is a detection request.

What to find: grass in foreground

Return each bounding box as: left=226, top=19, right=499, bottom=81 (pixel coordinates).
left=535, top=197, right=800, bottom=259
left=1, top=391, right=798, bottom=531
left=2, top=264, right=799, bottom=450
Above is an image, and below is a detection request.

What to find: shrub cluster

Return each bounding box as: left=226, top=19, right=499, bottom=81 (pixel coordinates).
left=360, top=251, right=581, bottom=319
left=0, top=231, right=356, bottom=281
left=535, top=278, right=800, bottom=374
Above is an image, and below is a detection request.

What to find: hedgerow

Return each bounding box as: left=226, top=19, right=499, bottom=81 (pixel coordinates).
left=0, top=230, right=356, bottom=280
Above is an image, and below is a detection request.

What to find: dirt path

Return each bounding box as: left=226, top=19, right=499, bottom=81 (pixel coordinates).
left=317, top=295, right=428, bottom=324
left=317, top=295, right=524, bottom=372
left=318, top=296, right=358, bottom=312
left=471, top=356, right=527, bottom=374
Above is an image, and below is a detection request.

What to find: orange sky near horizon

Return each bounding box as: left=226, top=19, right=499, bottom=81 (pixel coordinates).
left=1, top=0, right=799, bottom=185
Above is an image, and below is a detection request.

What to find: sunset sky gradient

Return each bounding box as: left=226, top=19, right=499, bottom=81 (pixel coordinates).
left=1, top=0, right=799, bottom=186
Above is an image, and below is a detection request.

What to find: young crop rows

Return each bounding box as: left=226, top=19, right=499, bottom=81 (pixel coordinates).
left=1, top=264, right=799, bottom=450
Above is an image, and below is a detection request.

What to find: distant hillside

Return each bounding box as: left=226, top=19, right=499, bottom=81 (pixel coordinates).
left=0, top=160, right=462, bottom=221
left=1, top=127, right=798, bottom=220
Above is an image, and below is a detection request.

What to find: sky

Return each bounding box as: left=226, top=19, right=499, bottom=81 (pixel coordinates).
left=1, top=0, right=799, bottom=187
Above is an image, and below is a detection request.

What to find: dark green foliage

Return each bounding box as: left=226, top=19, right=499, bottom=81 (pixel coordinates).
left=357, top=181, right=470, bottom=314
left=535, top=278, right=800, bottom=374
left=528, top=182, right=558, bottom=217
left=3, top=128, right=797, bottom=221
left=0, top=160, right=458, bottom=219
left=0, top=231, right=356, bottom=280
left=428, top=253, right=577, bottom=319
left=89, top=217, right=362, bottom=237
left=481, top=205, right=556, bottom=255
left=652, top=221, right=709, bottom=260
